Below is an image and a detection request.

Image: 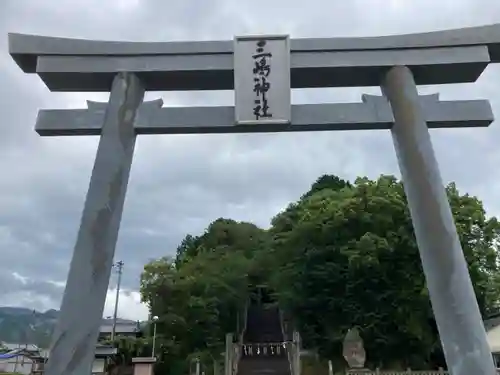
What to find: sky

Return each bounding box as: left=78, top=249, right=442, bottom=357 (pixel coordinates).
left=1, top=0, right=500, bottom=322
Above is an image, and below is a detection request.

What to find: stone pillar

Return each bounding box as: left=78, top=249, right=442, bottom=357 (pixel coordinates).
left=44, top=72, right=145, bottom=375
left=381, top=65, right=496, bottom=375
left=132, top=357, right=157, bottom=375
left=225, top=333, right=233, bottom=375
left=293, top=331, right=301, bottom=375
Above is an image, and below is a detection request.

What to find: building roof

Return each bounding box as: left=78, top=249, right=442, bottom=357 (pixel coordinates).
left=1, top=343, right=40, bottom=350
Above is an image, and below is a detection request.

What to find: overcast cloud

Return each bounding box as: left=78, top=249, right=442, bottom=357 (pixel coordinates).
left=1, top=0, right=500, bottom=321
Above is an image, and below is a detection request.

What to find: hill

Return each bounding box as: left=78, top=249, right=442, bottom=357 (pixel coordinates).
left=0, top=307, right=56, bottom=347
left=0, top=307, right=136, bottom=348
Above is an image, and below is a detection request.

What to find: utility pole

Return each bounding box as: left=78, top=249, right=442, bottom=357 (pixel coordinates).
left=151, top=316, right=158, bottom=358
left=110, top=260, right=124, bottom=341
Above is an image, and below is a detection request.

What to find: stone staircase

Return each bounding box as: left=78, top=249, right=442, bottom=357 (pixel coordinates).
left=236, top=304, right=292, bottom=375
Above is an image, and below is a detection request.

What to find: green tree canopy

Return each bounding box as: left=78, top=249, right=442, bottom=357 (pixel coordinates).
left=140, top=219, right=268, bottom=375
left=139, top=174, right=500, bottom=373
left=269, top=175, right=500, bottom=370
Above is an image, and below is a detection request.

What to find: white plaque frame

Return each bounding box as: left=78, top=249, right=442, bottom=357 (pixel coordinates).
left=233, top=34, right=291, bottom=126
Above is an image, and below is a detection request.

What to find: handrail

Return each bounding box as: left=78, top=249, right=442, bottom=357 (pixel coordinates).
left=232, top=299, right=249, bottom=375
left=279, top=308, right=295, bottom=375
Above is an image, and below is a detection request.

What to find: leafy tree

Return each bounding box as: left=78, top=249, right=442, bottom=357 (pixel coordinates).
left=301, top=174, right=352, bottom=199
left=269, top=175, right=500, bottom=370
left=139, top=174, right=500, bottom=373
left=175, top=218, right=269, bottom=266
left=447, top=182, right=500, bottom=315
left=140, top=257, right=190, bottom=375
left=101, top=336, right=154, bottom=375
left=103, top=336, right=151, bottom=369
left=140, top=219, right=266, bottom=375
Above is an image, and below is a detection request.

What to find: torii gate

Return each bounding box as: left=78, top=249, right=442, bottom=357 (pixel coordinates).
left=8, top=24, right=500, bottom=375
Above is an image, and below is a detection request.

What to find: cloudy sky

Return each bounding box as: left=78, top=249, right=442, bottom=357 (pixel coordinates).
left=1, top=0, right=500, bottom=321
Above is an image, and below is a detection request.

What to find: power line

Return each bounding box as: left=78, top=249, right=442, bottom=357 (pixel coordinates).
left=111, top=260, right=124, bottom=341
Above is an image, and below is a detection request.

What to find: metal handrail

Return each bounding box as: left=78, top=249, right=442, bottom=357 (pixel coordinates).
left=279, top=308, right=295, bottom=375
left=232, top=300, right=249, bottom=375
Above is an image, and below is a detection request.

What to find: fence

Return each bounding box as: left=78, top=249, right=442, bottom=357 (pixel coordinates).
left=345, top=371, right=447, bottom=375
left=343, top=369, right=500, bottom=375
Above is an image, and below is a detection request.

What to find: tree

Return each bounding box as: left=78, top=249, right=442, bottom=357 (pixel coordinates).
left=139, top=174, right=500, bottom=372
left=140, top=257, right=192, bottom=375
left=175, top=218, right=269, bottom=266
left=140, top=219, right=267, bottom=375
left=301, top=174, right=352, bottom=199
left=447, top=182, right=500, bottom=315
left=269, top=175, right=500, bottom=370
left=103, top=336, right=152, bottom=375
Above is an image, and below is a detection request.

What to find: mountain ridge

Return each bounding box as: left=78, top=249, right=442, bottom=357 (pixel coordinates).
left=0, top=307, right=136, bottom=348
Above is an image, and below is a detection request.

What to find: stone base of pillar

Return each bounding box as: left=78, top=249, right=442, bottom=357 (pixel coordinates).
left=132, top=357, right=157, bottom=375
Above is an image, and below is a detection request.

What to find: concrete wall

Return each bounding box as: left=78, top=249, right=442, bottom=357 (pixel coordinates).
left=133, top=363, right=154, bottom=375
left=0, top=356, right=33, bottom=374
left=91, top=357, right=106, bottom=374
left=0, top=355, right=109, bottom=375
left=487, top=324, right=500, bottom=354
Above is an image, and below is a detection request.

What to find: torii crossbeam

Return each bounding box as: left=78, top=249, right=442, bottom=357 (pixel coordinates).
left=35, top=94, right=493, bottom=136
left=8, top=24, right=500, bottom=375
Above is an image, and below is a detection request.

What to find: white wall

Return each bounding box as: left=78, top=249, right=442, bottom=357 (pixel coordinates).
left=487, top=325, right=500, bottom=353
left=0, top=355, right=106, bottom=375
left=92, top=357, right=106, bottom=374
left=0, top=356, right=33, bottom=374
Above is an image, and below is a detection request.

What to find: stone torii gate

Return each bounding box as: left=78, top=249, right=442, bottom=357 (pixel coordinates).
left=7, top=24, right=500, bottom=375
